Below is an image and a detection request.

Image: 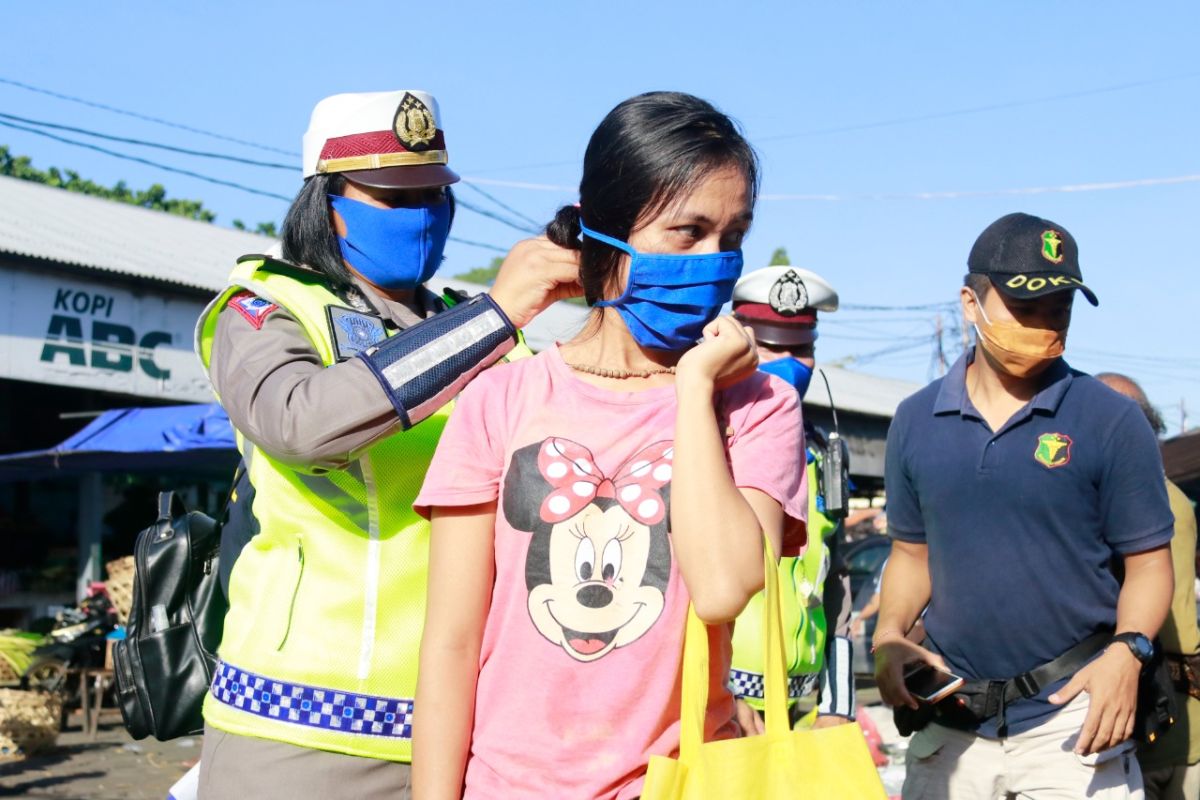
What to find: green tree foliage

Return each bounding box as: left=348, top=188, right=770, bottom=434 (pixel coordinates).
left=453, top=257, right=504, bottom=285
left=0, top=146, right=278, bottom=234
left=233, top=219, right=279, bottom=237
left=769, top=247, right=790, bottom=266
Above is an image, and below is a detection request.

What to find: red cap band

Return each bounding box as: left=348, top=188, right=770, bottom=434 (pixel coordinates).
left=319, top=129, right=446, bottom=161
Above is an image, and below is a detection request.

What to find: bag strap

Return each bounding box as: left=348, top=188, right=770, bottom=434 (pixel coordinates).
left=678, top=535, right=790, bottom=763
left=157, top=491, right=186, bottom=523
left=219, top=461, right=247, bottom=527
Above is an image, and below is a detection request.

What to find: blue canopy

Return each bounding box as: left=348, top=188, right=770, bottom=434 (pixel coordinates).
left=0, top=404, right=238, bottom=481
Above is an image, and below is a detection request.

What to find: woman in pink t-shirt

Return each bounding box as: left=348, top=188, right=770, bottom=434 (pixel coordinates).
left=412, top=92, right=808, bottom=800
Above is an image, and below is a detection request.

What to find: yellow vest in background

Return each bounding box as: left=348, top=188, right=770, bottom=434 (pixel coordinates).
left=730, top=458, right=835, bottom=710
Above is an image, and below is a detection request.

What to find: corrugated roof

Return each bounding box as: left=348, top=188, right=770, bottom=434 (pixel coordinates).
left=0, top=174, right=274, bottom=292
left=805, top=364, right=921, bottom=419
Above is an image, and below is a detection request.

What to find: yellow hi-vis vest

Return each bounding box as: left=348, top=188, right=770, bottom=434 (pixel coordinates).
left=195, top=258, right=527, bottom=761
left=730, top=458, right=835, bottom=710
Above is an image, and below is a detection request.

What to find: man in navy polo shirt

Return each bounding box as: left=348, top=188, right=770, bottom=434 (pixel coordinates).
left=874, top=212, right=1175, bottom=799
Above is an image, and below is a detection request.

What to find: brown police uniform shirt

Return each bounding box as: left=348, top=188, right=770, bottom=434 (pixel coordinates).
left=208, top=266, right=440, bottom=472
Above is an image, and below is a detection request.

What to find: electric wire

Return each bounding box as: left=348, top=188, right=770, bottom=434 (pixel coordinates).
left=0, top=76, right=299, bottom=156
left=0, top=119, right=292, bottom=201
left=1, top=118, right=517, bottom=251
left=841, top=301, right=958, bottom=311
left=459, top=181, right=544, bottom=229
left=447, top=236, right=508, bottom=253
left=757, top=71, right=1200, bottom=143
left=453, top=196, right=541, bottom=234
left=0, top=112, right=293, bottom=170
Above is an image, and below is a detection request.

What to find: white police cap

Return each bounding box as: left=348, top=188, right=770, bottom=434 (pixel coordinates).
left=732, top=266, right=838, bottom=347
left=301, top=90, right=459, bottom=188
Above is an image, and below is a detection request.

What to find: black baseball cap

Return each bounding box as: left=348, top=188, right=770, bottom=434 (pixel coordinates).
left=967, top=212, right=1099, bottom=306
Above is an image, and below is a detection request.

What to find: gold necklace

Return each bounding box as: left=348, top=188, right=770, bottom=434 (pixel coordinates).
left=565, top=362, right=676, bottom=379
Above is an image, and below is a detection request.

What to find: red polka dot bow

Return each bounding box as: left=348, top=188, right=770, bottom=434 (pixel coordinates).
left=536, top=438, right=674, bottom=526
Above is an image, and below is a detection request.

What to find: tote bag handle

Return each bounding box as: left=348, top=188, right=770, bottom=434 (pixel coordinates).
left=678, top=536, right=789, bottom=762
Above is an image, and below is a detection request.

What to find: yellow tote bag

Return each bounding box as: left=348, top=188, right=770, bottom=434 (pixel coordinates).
left=642, top=539, right=888, bottom=799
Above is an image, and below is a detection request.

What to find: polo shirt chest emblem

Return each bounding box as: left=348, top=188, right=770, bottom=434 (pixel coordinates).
left=1034, top=432, right=1073, bottom=469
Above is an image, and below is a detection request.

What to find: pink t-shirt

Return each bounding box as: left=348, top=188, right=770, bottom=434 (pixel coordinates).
left=414, top=346, right=807, bottom=800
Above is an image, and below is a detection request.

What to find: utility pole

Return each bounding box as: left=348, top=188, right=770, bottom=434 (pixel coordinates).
left=1182, top=398, right=1188, bottom=434
left=934, top=313, right=948, bottom=376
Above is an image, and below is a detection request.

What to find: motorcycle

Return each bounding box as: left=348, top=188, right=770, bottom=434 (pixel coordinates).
left=21, top=583, right=118, bottom=725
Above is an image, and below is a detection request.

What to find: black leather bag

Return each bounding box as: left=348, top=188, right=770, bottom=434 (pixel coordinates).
left=112, top=491, right=227, bottom=740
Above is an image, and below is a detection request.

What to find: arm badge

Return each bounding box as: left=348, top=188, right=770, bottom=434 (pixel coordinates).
left=327, top=305, right=387, bottom=362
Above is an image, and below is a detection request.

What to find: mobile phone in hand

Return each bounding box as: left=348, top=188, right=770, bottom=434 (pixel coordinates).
left=903, top=662, right=964, bottom=704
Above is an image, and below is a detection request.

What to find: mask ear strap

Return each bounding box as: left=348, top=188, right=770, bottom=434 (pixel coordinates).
left=969, top=289, right=992, bottom=326
left=579, top=222, right=637, bottom=308
left=579, top=221, right=635, bottom=256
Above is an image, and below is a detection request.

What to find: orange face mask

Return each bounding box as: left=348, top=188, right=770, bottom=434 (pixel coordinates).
left=971, top=291, right=1066, bottom=378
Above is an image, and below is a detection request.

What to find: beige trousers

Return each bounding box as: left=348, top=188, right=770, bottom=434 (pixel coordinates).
left=197, top=724, right=412, bottom=800
left=903, top=694, right=1143, bottom=800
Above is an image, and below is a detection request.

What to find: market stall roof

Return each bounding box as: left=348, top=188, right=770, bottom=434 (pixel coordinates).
left=0, top=175, right=273, bottom=292
left=0, top=404, right=238, bottom=481
left=1163, top=429, right=1200, bottom=500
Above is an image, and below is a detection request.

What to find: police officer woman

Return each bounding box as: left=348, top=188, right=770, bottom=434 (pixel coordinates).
left=194, top=90, right=579, bottom=799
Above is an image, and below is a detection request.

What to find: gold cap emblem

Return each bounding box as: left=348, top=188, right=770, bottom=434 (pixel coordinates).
left=393, top=92, right=437, bottom=152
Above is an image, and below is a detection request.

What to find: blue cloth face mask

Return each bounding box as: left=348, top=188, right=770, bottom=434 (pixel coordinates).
left=758, top=356, right=814, bottom=398
left=328, top=194, right=450, bottom=290
left=579, top=222, right=743, bottom=351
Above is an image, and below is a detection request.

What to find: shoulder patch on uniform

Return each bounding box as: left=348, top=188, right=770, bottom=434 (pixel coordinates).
left=228, top=291, right=279, bottom=330
left=327, top=305, right=387, bottom=361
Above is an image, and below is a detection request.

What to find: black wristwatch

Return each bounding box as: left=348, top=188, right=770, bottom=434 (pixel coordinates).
left=1110, top=632, right=1155, bottom=665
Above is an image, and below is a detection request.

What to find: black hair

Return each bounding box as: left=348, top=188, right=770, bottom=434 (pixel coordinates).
left=280, top=174, right=457, bottom=289
left=964, top=272, right=991, bottom=299
left=281, top=173, right=350, bottom=285
left=545, top=91, right=760, bottom=308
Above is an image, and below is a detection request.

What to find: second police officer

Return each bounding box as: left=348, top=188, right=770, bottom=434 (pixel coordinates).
left=729, top=264, right=858, bottom=730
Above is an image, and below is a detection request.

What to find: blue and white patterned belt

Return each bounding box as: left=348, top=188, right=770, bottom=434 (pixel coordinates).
left=210, top=660, right=414, bottom=739
left=728, top=668, right=817, bottom=701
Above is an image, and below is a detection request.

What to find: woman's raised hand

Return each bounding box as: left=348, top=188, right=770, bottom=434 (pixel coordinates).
left=676, top=315, right=759, bottom=392
left=487, top=236, right=583, bottom=330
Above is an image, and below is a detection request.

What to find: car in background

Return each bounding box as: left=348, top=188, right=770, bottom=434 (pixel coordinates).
left=843, top=534, right=891, bottom=604
left=842, top=535, right=891, bottom=677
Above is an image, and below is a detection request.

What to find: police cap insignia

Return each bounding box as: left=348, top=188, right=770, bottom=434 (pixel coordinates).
left=393, top=92, right=438, bottom=152
left=768, top=269, right=809, bottom=316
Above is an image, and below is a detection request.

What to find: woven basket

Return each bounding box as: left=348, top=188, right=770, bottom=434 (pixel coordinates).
left=0, top=689, right=61, bottom=760
left=0, top=657, right=19, bottom=686
left=105, top=555, right=136, bottom=625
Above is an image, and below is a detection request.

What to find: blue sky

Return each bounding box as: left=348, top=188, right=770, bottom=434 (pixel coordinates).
left=3, top=2, right=1197, bottom=432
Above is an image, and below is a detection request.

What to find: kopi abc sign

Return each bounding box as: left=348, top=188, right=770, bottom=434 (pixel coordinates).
left=1, top=269, right=213, bottom=402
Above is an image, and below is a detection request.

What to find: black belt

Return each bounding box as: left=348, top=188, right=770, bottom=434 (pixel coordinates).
left=949, top=630, right=1112, bottom=737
